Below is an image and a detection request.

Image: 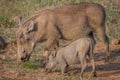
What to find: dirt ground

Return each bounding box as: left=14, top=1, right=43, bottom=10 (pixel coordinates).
left=0, top=42, right=120, bottom=80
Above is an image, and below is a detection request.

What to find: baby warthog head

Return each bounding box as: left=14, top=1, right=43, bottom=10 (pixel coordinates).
left=16, top=17, right=37, bottom=62
left=45, top=51, right=57, bottom=73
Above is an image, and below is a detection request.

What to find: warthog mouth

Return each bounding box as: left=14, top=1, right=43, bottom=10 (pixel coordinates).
left=40, top=56, right=49, bottom=67
left=45, top=68, right=52, bottom=73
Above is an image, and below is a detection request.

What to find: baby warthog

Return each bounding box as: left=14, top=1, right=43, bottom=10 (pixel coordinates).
left=45, top=37, right=96, bottom=77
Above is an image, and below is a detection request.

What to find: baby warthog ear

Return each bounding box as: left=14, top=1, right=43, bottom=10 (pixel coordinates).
left=19, top=17, right=23, bottom=27
left=18, top=32, right=23, bottom=39
left=26, top=21, right=38, bottom=33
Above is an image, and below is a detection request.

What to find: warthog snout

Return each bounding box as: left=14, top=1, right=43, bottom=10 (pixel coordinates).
left=21, top=56, right=27, bottom=62
left=20, top=50, right=31, bottom=62
left=21, top=57, right=26, bottom=62
left=40, top=56, right=49, bottom=67
left=45, top=68, right=52, bottom=73
left=21, top=55, right=30, bottom=62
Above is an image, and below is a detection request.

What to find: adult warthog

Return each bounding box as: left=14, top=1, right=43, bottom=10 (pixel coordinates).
left=16, top=2, right=109, bottom=62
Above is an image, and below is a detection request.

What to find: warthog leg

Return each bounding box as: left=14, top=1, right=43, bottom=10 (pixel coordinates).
left=43, top=25, right=60, bottom=57
left=96, top=27, right=110, bottom=62
left=89, top=54, right=97, bottom=77
left=60, top=63, right=68, bottom=75
left=43, top=30, right=60, bottom=67
left=79, top=52, right=87, bottom=78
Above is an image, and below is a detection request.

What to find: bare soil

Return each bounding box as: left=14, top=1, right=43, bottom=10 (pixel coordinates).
left=0, top=42, right=120, bottom=80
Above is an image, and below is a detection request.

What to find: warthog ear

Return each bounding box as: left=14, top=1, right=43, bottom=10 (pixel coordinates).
left=26, top=21, right=38, bottom=33
left=51, top=51, right=57, bottom=58
left=19, top=17, right=23, bottom=27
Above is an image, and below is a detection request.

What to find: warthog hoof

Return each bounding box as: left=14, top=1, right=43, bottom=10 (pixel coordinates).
left=92, top=72, right=97, bottom=77
left=105, top=56, right=110, bottom=63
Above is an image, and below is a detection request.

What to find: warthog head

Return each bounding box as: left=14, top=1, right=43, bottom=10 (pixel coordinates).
left=45, top=51, right=57, bottom=72
left=16, top=17, right=38, bottom=62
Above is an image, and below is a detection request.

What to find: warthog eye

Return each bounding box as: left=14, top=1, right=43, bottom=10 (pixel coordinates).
left=22, top=49, right=29, bottom=54
left=22, top=50, right=26, bottom=53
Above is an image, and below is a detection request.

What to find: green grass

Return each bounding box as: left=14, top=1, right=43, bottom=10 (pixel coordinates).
left=21, top=61, right=40, bottom=69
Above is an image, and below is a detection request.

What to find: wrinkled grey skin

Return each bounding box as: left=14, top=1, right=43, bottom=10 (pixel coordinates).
left=16, top=2, right=109, bottom=62
left=45, top=37, right=96, bottom=77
